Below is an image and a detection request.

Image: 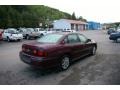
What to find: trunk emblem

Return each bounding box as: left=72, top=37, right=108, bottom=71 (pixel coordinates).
left=26, top=49, right=30, bottom=52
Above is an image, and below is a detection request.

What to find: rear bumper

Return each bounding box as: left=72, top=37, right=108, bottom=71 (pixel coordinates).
left=109, top=36, right=116, bottom=40
left=0, top=37, right=2, bottom=40
left=10, top=37, right=23, bottom=40
left=19, top=51, right=60, bottom=69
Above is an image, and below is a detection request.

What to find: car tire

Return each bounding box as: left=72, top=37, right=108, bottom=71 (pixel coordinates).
left=116, top=38, right=120, bottom=43
left=40, top=34, right=44, bottom=38
left=60, top=55, right=70, bottom=70
left=7, top=37, right=10, bottom=42
left=26, top=35, right=30, bottom=40
left=91, top=46, right=96, bottom=55
left=18, top=39, right=22, bottom=42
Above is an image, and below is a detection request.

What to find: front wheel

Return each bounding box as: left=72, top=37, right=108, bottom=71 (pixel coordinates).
left=60, top=56, right=70, bottom=70
left=116, top=38, right=120, bottom=43
left=91, top=46, right=96, bottom=55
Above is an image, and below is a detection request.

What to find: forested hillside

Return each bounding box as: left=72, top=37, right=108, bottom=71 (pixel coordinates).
left=0, top=5, right=86, bottom=28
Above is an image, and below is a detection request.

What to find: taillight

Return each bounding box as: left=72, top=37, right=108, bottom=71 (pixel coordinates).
left=22, top=44, right=47, bottom=57
left=22, top=47, right=25, bottom=52
left=22, top=45, right=26, bottom=52
left=37, top=50, right=47, bottom=57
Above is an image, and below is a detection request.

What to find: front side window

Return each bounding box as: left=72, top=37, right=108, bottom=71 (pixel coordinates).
left=37, top=34, right=63, bottom=43
left=78, top=34, right=88, bottom=43
left=67, top=34, right=80, bottom=44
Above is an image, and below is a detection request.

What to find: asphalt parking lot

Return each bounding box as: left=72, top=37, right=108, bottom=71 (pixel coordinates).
left=0, top=30, right=120, bottom=85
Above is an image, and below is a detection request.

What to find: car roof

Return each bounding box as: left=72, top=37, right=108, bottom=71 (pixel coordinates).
left=51, top=32, right=81, bottom=36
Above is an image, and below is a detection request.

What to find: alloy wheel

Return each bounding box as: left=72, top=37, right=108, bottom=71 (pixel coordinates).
left=117, top=38, right=120, bottom=42
left=61, top=56, right=70, bottom=70
left=92, top=46, right=96, bottom=55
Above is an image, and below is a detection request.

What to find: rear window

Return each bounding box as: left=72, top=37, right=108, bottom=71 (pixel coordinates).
left=37, top=34, right=63, bottom=43
left=27, top=28, right=35, bottom=32
left=8, top=29, right=18, bottom=34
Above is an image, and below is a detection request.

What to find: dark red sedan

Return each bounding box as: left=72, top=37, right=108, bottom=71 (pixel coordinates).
left=0, top=30, right=3, bottom=41
left=19, top=32, right=97, bottom=70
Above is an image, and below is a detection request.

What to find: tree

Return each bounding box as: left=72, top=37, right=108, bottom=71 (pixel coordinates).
left=71, top=12, right=76, bottom=20
left=1, top=5, right=87, bottom=28
left=114, top=23, right=120, bottom=29
left=78, top=16, right=87, bottom=22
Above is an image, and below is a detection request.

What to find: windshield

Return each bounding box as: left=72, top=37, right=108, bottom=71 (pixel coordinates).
left=27, top=28, right=34, bottom=32
left=8, top=29, right=18, bottom=34
left=37, top=34, right=63, bottom=43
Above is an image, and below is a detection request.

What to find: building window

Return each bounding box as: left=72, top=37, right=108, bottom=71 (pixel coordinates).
left=71, top=24, right=74, bottom=30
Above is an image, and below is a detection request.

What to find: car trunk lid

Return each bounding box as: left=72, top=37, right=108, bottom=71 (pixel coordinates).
left=22, top=42, right=58, bottom=57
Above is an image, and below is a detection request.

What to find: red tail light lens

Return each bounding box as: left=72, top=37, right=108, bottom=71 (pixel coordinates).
left=22, top=47, right=25, bottom=52
left=22, top=44, right=47, bottom=57
left=37, top=51, right=47, bottom=57
left=22, top=45, right=26, bottom=52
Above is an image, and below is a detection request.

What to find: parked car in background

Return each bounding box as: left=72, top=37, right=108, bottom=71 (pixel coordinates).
left=107, top=28, right=116, bottom=35
left=20, top=32, right=97, bottom=70
left=18, top=28, right=27, bottom=37
left=62, top=29, right=76, bottom=32
left=34, top=28, right=56, bottom=37
left=109, top=32, right=120, bottom=42
left=34, top=28, right=46, bottom=36
left=2, top=28, right=23, bottom=42
left=116, top=29, right=120, bottom=32
left=19, top=28, right=40, bottom=39
left=0, top=29, right=3, bottom=41
left=116, top=27, right=120, bottom=32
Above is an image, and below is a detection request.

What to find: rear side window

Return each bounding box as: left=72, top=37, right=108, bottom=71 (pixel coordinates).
left=67, top=34, right=80, bottom=44
left=78, top=34, right=88, bottom=43
left=37, top=34, right=63, bottom=43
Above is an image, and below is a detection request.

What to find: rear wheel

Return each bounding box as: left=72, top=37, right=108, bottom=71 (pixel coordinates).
left=26, top=35, right=30, bottom=40
left=60, top=55, right=70, bottom=70
left=7, top=37, right=10, bottom=42
left=18, top=39, right=22, bottom=42
left=40, top=34, right=44, bottom=38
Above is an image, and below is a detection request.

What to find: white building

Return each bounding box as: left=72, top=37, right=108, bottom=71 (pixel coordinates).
left=53, top=19, right=88, bottom=31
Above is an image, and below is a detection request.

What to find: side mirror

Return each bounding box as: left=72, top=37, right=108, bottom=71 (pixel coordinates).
left=86, top=39, right=91, bottom=42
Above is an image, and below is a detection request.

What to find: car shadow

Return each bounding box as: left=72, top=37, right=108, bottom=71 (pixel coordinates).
left=21, top=65, right=62, bottom=78
left=112, top=41, right=120, bottom=43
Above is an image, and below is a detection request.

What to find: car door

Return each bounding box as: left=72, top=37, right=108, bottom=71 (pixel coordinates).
left=77, top=34, right=92, bottom=55
left=64, top=34, right=84, bottom=61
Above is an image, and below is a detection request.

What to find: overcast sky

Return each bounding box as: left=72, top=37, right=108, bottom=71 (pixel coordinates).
left=39, top=0, right=120, bottom=23
left=1, top=0, right=120, bottom=23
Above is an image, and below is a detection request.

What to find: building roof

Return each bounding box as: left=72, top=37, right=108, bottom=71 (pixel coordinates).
left=62, top=19, right=88, bottom=25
